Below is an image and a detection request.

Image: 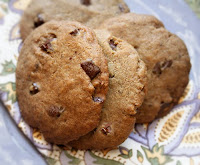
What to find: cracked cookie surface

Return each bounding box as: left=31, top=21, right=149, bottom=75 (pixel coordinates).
left=16, top=21, right=109, bottom=144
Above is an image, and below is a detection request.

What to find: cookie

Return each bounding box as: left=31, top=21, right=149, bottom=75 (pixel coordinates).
left=20, top=0, right=129, bottom=40
left=99, top=13, right=191, bottom=123
left=68, top=29, right=147, bottom=149
left=65, top=0, right=130, bottom=13
left=16, top=21, right=109, bottom=144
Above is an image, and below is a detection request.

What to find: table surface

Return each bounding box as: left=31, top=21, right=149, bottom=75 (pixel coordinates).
left=0, top=0, right=200, bottom=164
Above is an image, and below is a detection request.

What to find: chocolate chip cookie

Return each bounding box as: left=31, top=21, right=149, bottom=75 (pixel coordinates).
left=68, top=30, right=147, bottom=149
left=99, top=13, right=191, bottom=123
left=16, top=21, right=109, bottom=144
left=20, top=0, right=129, bottom=40
left=65, top=0, right=129, bottom=13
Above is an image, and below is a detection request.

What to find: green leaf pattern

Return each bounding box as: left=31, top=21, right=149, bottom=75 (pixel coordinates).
left=176, top=160, right=182, bottom=165
left=0, top=60, right=16, bottom=76
left=137, top=150, right=144, bottom=163
left=0, top=0, right=9, bottom=17
left=0, top=82, right=16, bottom=103
left=119, top=146, right=133, bottom=159
left=64, top=151, right=82, bottom=165
left=142, top=144, right=173, bottom=165
left=0, top=0, right=10, bottom=2
left=89, top=151, right=124, bottom=165
left=185, top=0, right=200, bottom=18
left=45, top=157, right=57, bottom=165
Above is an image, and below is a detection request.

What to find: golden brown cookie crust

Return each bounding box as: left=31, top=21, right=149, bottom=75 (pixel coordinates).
left=99, top=13, right=191, bottom=123
left=69, top=30, right=147, bottom=149
left=16, top=21, right=109, bottom=144
left=20, top=0, right=129, bottom=40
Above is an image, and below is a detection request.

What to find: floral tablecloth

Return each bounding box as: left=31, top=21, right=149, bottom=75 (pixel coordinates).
left=0, top=0, right=200, bottom=165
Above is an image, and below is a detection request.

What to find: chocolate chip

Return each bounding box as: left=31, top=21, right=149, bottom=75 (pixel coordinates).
left=109, top=39, right=118, bottom=51
left=160, top=102, right=171, bottom=111
left=30, top=83, right=39, bottom=95
left=40, top=37, right=56, bottom=53
left=152, top=62, right=162, bottom=75
left=81, top=60, right=101, bottom=80
left=153, top=60, right=173, bottom=75
left=35, top=63, right=39, bottom=70
left=118, top=3, right=125, bottom=12
left=47, top=106, right=65, bottom=117
left=93, top=97, right=104, bottom=103
left=80, top=0, right=91, bottom=6
left=33, top=63, right=40, bottom=72
left=101, top=125, right=111, bottom=135
left=34, top=14, right=44, bottom=28
left=70, top=29, right=79, bottom=36
left=109, top=73, right=115, bottom=78
left=161, top=60, right=173, bottom=70
left=158, top=102, right=172, bottom=116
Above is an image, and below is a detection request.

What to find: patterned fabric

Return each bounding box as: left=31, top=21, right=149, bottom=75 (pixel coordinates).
left=185, top=0, right=200, bottom=18
left=0, top=0, right=200, bottom=164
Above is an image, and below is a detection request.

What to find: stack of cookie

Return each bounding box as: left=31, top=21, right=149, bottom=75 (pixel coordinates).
left=16, top=0, right=191, bottom=149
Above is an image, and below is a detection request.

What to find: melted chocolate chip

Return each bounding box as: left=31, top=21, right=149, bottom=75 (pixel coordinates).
left=158, top=102, right=172, bottom=116
left=109, top=73, right=115, bottom=78
left=93, top=97, right=104, bottom=103
left=80, top=0, right=91, bottom=6
left=153, top=60, right=173, bottom=75
left=109, top=39, right=118, bottom=51
left=160, top=102, right=171, bottom=111
left=152, top=62, right=162, bottom=75
left=101, top=125, right=111, bottom=135
left=70, top=29, right=79, bottom=36
left=30, top=83, right=39, bottom=95
left=81, top=60, right=101, bottom=80
left=118, top=3, right=125, bottom=12
left=161, top=60, right=173, bottom=70
left=47, top=106, right=65, bottom=117
left=34, top=14, right=44, bottom=28
left=40, top=38, right=56, bottom=53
